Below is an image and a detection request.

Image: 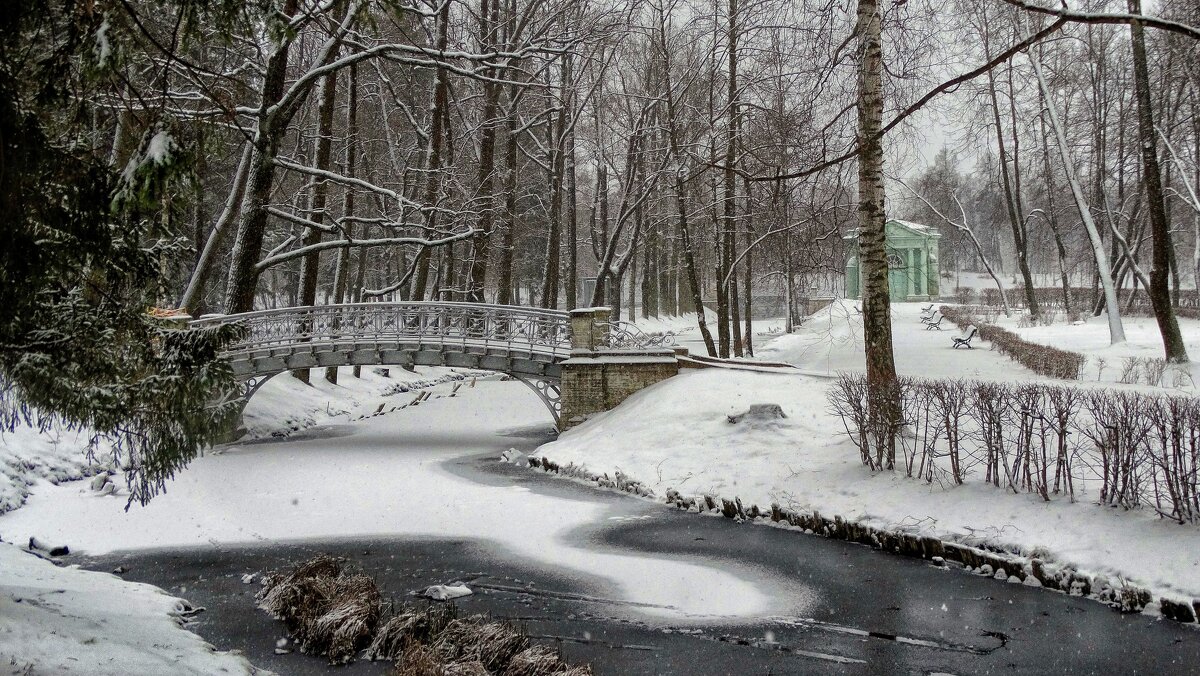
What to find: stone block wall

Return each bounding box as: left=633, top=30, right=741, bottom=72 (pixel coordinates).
left=560, top=350, right=679, bottom=428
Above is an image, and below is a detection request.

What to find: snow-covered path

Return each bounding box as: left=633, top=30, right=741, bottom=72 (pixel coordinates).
left=758, top=300, right=1041, bottom=380
left=0, top=379, right=798, bottom=622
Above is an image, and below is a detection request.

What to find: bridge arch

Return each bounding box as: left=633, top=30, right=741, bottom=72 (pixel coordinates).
left=193, top=302, right=571, bottom=423
left=196, top=303, right=690, bottom=432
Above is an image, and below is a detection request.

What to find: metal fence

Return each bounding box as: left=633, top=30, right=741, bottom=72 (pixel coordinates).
left=190, top=302, right=573, bottom=357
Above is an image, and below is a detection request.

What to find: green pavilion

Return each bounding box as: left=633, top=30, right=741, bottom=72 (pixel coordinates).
left=844, top=219, right=940, bottom=302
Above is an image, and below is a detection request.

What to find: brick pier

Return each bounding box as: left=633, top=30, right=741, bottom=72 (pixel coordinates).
left=559, top=307, right=683, bottom=429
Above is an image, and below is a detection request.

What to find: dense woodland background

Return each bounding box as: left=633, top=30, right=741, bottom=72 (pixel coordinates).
left=3, top=0, right=1200, bottom=497
left=55, top=0, right=1199, bottom=356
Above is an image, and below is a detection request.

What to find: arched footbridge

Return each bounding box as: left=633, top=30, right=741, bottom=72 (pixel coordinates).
left=190, top=302, right=678, bottom=428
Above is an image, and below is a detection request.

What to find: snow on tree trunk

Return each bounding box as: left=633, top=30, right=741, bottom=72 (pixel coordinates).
left=1128, top=0, right=1188, bottom=363
left=1028, top=48, right=1126, bottom=345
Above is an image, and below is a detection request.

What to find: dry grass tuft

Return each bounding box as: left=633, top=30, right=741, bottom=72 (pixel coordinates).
left=502, top=644, right=595, bottom=676
left=367, top=603, right=460, bottom=661
left=393, top=641, right=443, bottom=676
left=443, top=660, right=490, bottom=676
left=433, top=617, right=529, bottom=672
left=304, top=573, right=382, bottom=661
left=256, top=555, right=382, bottom=663
left=259, top=558, right=591, bottom=674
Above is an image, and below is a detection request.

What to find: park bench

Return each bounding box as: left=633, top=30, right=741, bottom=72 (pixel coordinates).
left=924, top=313, right=945, bottom=330
left=952, top=325, right=978, bottom=349
left=920, top=305, right=938, bottom=321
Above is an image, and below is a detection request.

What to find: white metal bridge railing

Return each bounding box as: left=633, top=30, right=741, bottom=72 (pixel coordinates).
left=190, top=302, right=572, bottom=358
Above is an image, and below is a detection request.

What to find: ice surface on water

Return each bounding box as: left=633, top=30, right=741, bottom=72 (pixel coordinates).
left=0, top=380, right=801, bottom=621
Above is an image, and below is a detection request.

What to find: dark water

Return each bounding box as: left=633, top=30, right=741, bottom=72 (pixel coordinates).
left=74, top=453, right=1200, bottom=676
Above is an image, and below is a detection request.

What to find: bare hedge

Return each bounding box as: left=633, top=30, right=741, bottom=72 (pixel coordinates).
left=939, top=305, right=1086, bottom=380
left=828, top=373, right=1200, bottom=524
left=966, top=286, right=1200, bottom=319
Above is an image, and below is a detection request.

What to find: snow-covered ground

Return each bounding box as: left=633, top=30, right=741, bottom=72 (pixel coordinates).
left=0, top=541, right=260, bottom=675
left=6, top=301, right=1200, bottom=672
left=758, top=300, right=1044, bottom=381
left=535, top=302, right=1200, bottom=607
left=624, top=308, right=789, bottom=357
left=0, top=369, right=795, bottom=625
left=0, top=423, right=109, bottom=515
left=999, top=312, right=1200, bottom=389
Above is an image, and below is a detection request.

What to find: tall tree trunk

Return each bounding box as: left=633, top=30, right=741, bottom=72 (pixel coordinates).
left=294, top=52, right=342, bottom=384
left=496, top=88, right=520, bottom=306
left=565, top=80, right=579, bottom=309
left=540, top=71, right=567, bottom=309
left=857, top=0, right=898, bottom=469
left=327, top=63, right=359, bottom=384
left=1029, top=48, right=1125, bottom=344
left=742, top=172, right=754, bottom=356
left=679, top=184, right=717, bottom=355
left=181, top=142, right=252, bottom=314
left=467, top=0, right=501, bottom=303
left=1128, top=0, right=1187, bottom=362
left=1036, top=87, right=1073, bottom=318
left=656, top=5, right=714, bottom=351
left=410, top=0, right=452, bottom=302
left=223, top=0, right=301, bottom=313
left=985, top=60, right=1039, bottom=316
left=725, top=0, right=743, bottom=357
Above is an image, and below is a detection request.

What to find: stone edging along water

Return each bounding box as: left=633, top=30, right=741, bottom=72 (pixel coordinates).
left=524, top=455, right=1200, bottom=626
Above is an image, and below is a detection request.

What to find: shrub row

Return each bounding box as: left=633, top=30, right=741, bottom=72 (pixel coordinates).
left=954, top=285, right=1200, bottom=318
left=939, top=305, right=1086, bottom=380
left=828, top=374, right=1200, bottom=524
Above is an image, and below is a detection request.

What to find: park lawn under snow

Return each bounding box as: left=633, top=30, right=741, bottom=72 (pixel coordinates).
left=0, top=541, right=260, bottom=675
left=534, top=366, right=1200, bottom=602
left=999, top=312, right=1200, bottom=389
left=538, top=302, right=1200, bottom=604
left=757, top=299, right=1045, bottom=381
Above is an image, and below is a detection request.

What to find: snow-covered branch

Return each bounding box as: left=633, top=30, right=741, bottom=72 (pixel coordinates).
left=255, top=228, right=478, bottom=271
left=1000, top=0, right=1200, bottom=41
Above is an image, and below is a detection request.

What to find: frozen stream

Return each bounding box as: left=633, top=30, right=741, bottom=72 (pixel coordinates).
left=0, top=380, right=801, bottom=622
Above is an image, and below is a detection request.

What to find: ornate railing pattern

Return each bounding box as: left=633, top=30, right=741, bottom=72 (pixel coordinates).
left=191, top=302, right=572, bottom=358
left=599, top=320, right=676, bottom=349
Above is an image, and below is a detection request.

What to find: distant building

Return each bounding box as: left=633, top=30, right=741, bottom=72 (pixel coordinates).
left=843, top=219, right=940, bottom=302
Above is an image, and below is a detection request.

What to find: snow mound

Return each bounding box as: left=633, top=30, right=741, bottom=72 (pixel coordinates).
left=423, top=583, right=473, bottom=601
left=0, top=540, right=262, bottom=674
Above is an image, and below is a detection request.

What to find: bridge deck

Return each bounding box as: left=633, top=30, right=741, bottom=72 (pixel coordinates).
left=192, top=301, right=571, bottom=381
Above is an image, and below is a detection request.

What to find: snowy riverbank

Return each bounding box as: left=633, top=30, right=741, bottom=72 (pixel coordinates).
left=0, top=365, right=498, bottom=674
left=0, top=541, right=262, bottom=674
left=535, top=304, right=1200, bottom=611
